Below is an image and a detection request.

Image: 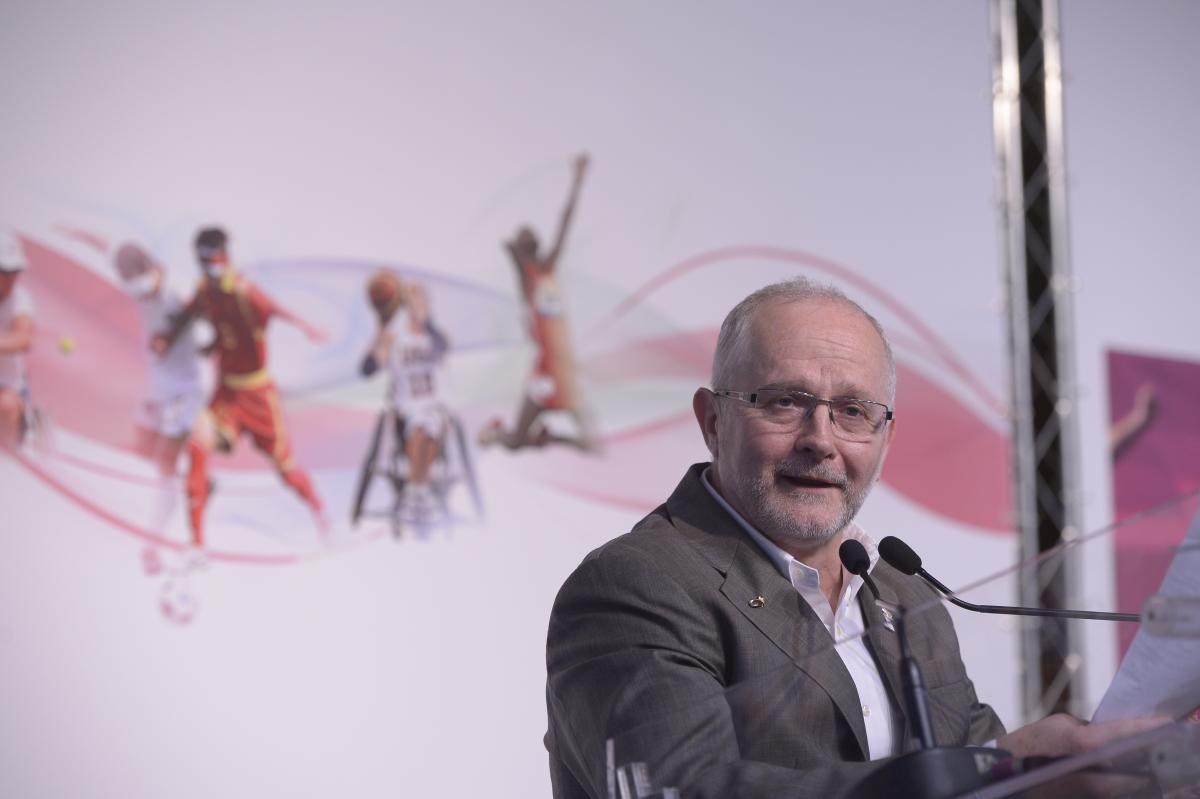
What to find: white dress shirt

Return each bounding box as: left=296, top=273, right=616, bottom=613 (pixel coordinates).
left=702, top=469, right=898, bottom=759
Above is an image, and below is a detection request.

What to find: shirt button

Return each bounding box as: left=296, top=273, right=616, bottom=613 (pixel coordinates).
left=862, top=704, right=871, bottom=718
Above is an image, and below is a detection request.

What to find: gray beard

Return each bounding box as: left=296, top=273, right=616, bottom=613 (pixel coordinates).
left=734, top=460, right=876, bottom=548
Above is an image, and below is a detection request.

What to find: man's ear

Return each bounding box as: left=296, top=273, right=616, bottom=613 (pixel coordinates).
left=693, top=387, right=719, bottom=458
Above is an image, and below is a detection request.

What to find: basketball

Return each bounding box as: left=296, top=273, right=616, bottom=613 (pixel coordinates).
left=367, top=270, right=404, bottom=323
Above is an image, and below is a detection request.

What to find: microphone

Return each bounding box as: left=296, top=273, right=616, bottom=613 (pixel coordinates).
left=877, top=536, right=1140, bottom=623
left=839, top=538, right=937, bottom=751
left=839, top=539, right=881, bottom=603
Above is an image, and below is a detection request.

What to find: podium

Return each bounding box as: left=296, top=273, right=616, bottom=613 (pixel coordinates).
left=605, top=684, right=1199, bottom=799
left=601, top=510, right=1200, bottom=799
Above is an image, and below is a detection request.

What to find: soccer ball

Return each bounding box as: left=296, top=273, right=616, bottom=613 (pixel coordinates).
left=159, top=578, right=198, bottom=625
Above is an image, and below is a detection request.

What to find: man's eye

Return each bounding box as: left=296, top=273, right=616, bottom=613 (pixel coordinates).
left=766, top=395, right=795, bottom=409
left=838, top=403, right=865, bottom=418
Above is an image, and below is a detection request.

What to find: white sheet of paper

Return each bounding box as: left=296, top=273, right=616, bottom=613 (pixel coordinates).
left=1093, top=507, right=1200, bottom=722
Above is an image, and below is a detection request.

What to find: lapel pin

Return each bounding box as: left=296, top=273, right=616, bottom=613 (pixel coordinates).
left=749, top=596, right=766, bottom=609
left=879, top=605, right=897, bottom=632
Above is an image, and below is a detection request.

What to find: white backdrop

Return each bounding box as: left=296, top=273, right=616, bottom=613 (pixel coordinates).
left=5, top=2, right=1184, bottom=796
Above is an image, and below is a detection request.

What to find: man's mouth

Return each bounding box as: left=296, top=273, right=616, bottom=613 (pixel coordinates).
left=779, top=474, right=842, bottom=490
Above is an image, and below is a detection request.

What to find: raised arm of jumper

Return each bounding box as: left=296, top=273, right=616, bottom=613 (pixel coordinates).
left=546, top=152, right=590, bottom=267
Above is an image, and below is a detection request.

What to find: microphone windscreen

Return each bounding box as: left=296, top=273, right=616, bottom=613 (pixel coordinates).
left=838, top=539, right=871, bottom=576
left=878, top=536, right=922, bottom=575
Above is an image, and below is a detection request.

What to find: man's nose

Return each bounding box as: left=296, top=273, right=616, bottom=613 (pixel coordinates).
left=792, top=403, right=838, bottom=457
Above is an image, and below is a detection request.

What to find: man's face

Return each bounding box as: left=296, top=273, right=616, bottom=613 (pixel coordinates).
left=196, top=245, right=229, bottom=278
left=0, top=271, right=17, bottom=301
left=697, top=299, right=895, bottom=554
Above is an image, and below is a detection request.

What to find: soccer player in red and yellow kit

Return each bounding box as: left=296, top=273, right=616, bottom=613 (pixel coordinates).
left=153, top=227, right=327, bottom=551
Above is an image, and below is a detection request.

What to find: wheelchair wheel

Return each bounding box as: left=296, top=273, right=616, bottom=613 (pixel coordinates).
left=448, top=414, right=485, bottom=519
left=350, top=410, right=387, bottom=527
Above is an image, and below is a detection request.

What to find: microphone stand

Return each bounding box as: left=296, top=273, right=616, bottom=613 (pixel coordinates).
left=839, top=541, right=1011, bottom=799
left=845, top=597, right=1011, bottom=799
left=892, top=607, right=937, bottom=752
left=848, top=537, right=1145, bottom=797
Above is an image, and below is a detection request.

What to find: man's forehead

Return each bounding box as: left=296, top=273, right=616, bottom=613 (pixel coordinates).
left=749, top=297, right=880, bottom=348
left=736, top=298, right=889, bottom=388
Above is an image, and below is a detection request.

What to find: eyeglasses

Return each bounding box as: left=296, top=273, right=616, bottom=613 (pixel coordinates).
left=713, top=387, right=894, bottom=442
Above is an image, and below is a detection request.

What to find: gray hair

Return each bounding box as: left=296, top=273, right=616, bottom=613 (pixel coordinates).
left=710, top=276, right=897, bottom=403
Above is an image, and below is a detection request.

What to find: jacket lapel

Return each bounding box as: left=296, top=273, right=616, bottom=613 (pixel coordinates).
left=859, top=576, right=910, bottom=751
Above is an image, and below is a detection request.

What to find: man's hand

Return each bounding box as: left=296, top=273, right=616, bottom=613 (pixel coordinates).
left=999, top=713, right=1170, bottom=759
left=999, top=714, right=1175, bottom=798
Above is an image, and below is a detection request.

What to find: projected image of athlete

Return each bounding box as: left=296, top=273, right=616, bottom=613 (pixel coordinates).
left=1110, top=383, right=1157, bottom=459
left=112, top=243, right=204, bottom=530
left=0, top=230, right=34, bottom=453
left=362, top=273, right=450, bottom=522
left=153, top=227, right=327, bottom=553
left=479, top=153, right=597, bottom=452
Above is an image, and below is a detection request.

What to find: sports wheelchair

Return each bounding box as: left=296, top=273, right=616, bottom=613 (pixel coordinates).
left=350, top=404, right=484, bottom=538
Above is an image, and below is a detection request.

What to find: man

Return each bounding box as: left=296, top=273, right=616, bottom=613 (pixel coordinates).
left=479, top=153, right=596, bottom=452
left=153, top=227, right=327, bottom=551
left=545, top=278, right=1162, bottom=798
left=0, top=230, right=34, bottom=453
left=361, top=273, right=450, bottom=523
left=113, top=242, right=204, bottom=530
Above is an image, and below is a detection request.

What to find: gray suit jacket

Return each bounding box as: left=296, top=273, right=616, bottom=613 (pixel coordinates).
left=545, top=464, right=1005, bottom=798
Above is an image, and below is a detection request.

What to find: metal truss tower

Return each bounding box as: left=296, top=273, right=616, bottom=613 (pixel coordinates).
left=990, top=0, right=1084, bottom=719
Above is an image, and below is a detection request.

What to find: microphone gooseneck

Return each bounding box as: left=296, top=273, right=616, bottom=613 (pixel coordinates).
left=838, top=538, right=937, bottom=750
left=876, top=536, right=1140, bottom=623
